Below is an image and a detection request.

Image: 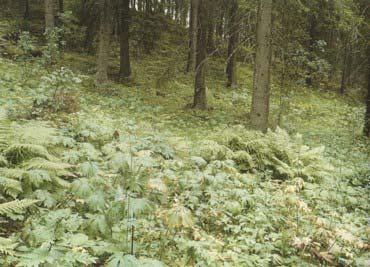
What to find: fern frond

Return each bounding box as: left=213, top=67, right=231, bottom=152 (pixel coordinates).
left=26, top=169, right=52, bottom=187
left=0, top=168, right=27, bottom=180
left=0, top=155, right=7, bottom=167
left=24, top=157, right=73, bottom=171
left=0, top=199, right=39, bottom=215
left=15, top=121, right=58, bottom=146
left=0, top=176, right=22, bottom=197
left=4, top=144, right=53, bottom=163
left=0, top=237, right=18, bottom=256
left=0, top=109, right=13, bottom=151
left=53, top=176, right=71, bottom=188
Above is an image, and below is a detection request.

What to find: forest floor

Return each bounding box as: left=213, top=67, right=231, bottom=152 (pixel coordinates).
left=63, top=51, right=368, bottom=160
left=0, top=45, right=369, bottom=265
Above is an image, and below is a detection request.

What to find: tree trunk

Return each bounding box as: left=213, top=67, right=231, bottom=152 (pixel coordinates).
left=306, top=7, right=317, bottom=87
left=180, top=0, right=188, bottom=26
left=206, top=1, right=215, bottom=54
left=226, top=0, right=239, bottom=88
left=193, top=0, right=208, bottom=110
left=250, top=0, right=273, bottom=132
left=146, top=0, right=152, bottom=14
left=96, top=0, right=111, bottom=84
left=56, top=0, right=64, bottom=29
left=24, top=0, right=29, bottom=20
left=44, top=0, right=55, bottom=32
left=364, top=46, right=370, bottom=137
left=58, top=0, right=64, bottom=14
left=20, top=0, right=30, bottom=31
left=340, top=39, right=350, bottom=94
left=119, top=0, right=131, bottom=80
left=186, top=0, right=198, bottom=73
left=216, top=8, right=225, bottom=41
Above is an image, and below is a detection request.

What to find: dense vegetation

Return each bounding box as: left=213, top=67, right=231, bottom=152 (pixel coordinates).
left=0, top=0, right=369, bottom=266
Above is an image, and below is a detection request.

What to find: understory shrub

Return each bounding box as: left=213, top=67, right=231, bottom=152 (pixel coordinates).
left=31, top=67, right=82, bottom=116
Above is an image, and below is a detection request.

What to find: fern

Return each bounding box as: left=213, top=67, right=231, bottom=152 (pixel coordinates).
left=0, top=168, right=27, bottom=180
left=0, top=176, right=22, bottom=197
left=0, top=199, right=38, bottom=215
left=26, top=169, right=52, bottom=187
left=0, top=155, right=8, bottom=167
left=53, top=176, right=71, bottom=188
left=0, top=237, right=18, bottom=256
left=4, top=144, right=53, bottom=164
left=24, top=157, right=73, bottom=171
left=14, top=121, right=58, bottom=146
left=224, top=128, right=332, bottom=182
left=0, top=108, right=13, bottom=151
left=24, top=157, right=75, bottom=181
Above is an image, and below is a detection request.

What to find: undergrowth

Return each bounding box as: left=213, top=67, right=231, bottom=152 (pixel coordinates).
left=0, top=47, right=369, bottom=266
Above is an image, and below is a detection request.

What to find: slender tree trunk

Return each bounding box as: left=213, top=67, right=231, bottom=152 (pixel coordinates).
left=119, top=0, right=131, bottom=80
left=84, top=20, right=95, bottom=53
left=81, top=0, right=95, bottom=53
left=174, top=0, right=179, bottom=21
left=186, top=0, right=198, bottom=73
left=20, top=0, right=30, bottom=31
left=158, top=0, right=164, bottom=13
left=216, top=8, right=225, bottom=40
left=180, top=0, right=188, bottom=26
left=58, top=0, right=64, bottom=14
left=206, top=1, right=215, bottom=54
left=193, top=0, right=208, bottom=110
left=58, top=0, right=64, bottom=25
left=226, top=0, right=239, bottom=88
left=146, top=0, right=152, bottom=13
left=250, top=0, right=273, bottom=132
left=306, top=8, right=317, bottom=87
left=340, top=39, right=350, bottom=94
left=44, top=0, right=55, bottom=32
left=24, top=0, right=29, bottom=20
left=327, top=0, right=337, bottom=82
left=364, top=46, right=370, bottom=137
left=96, top=0, right=111, bottom=84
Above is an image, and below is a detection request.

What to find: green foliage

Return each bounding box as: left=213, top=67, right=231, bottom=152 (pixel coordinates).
left=0, top=16, right=368, bottom=266
left=225, top=127, right=334, bottom=182
left=32, top=67, right=82, bottom=115
left=0, top=199, right=38, bottom=215
left=42, top=28, right=63, bottom=66
left=4, top=144, right=53, bottom=164
left=0, top=237, right=18, bottom=256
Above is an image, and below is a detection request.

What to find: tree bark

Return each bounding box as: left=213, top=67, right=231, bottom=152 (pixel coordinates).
left=216, top=7, right=225, bottom=41
left=58, top=0, right=64, bottom=14
left=20, top=0, right=30, bottom=31
left=206, top=1, right=215, bottom=54
left=44, top=0, right=55, bottom=32
left=364, top=46, right=370, bottom=137
left=226, top=0, right=239, bottom=88
left=186, top=0, right=198, bottom=73
left=180, top=0, right=188, bottom=26
left=250, top=0, right=273, bottom=132
left=119, top=0, right=131, bottom=80
left=193, top=0, right=208, bottom=110
left=96, top=0, right=111, bottom=84
left=306, top=6, right=317, bottom=87
left=340, top=39, right=350, bottom=94
left=24, top=0, right=30, bottom=20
